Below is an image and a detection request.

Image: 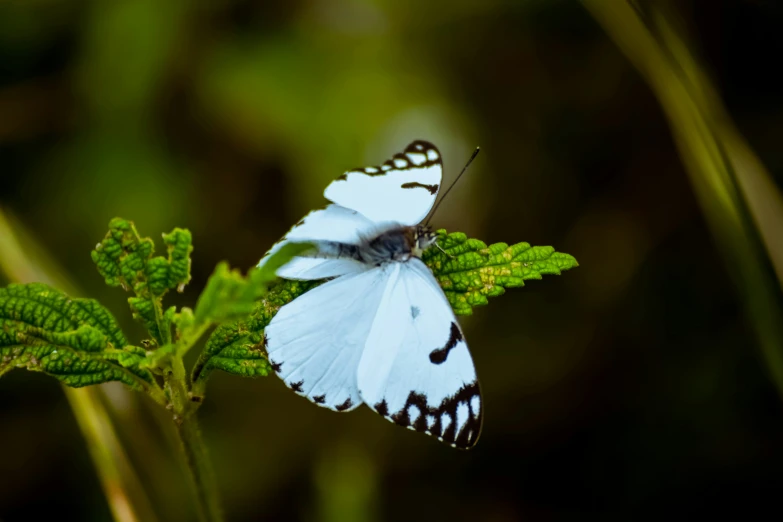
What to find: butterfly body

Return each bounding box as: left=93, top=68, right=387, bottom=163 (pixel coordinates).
left=260, top=141, right=482, bottom=449
left=304, top=224, right=437, bottom=265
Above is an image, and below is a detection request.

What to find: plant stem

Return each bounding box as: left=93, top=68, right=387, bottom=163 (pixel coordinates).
left=166, top=353, right=223, bottom=522
left=175, top=413, right=223, bottom=522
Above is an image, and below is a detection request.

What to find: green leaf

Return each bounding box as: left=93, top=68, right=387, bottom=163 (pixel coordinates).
left=255, top=242, right=317, bottom=282
left=173, top=307, right=195, bottom=335
left=187, top=244, right=312, bottom=389
left=191, top=279, right=317, bottom=391
left=192, top=322, right=269, bottom=391
left=0, top=283, right=158, bottom=392
left=91, top=217, right=193, bottom=343
left=192, top=264, right=258, bottom=326
left=422, top=230, right=579, bottom=315
left=193, top=243, right=311, bottom=326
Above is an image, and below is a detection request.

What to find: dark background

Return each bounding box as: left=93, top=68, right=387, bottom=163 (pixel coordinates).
left=2, top=0, right=783, bottom=520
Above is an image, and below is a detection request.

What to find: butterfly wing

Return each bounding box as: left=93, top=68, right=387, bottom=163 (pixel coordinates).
left=258, top=204, right=374, bottom=280
left=356, top=259, right=482, bottom=449
left=259, top=141, right=443, bottom=277
left=324, top=140, right=443, bottom=226
left=265, top=265, right=391, bottom=411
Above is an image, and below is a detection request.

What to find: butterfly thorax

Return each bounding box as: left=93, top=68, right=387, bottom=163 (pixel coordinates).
left=308, top=225, right=437, bottom=266
left=364, top=224, right=437, bottom=262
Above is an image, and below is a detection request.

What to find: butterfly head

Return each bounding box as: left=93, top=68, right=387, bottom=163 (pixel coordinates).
left=412, top=225, right=437, bottom=257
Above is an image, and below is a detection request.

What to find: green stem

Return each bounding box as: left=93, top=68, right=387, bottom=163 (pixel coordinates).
left=167, top=354, right=222, bottom=522
left=152, top=299, right=171, bottom=346
left=175, top=413, right=223, bottom=522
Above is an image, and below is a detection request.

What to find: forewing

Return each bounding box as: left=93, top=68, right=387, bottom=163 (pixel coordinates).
left=265, top=266, right=390, bottom=411
left=356, top=259, right=482, bottom=449
left=324, top=141, right=443, bottom=226
left=258, top=204, right=373, bottom=280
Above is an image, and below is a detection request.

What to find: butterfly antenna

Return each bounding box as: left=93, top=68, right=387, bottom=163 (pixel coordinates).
left=425, top=146, right=480, bottom=226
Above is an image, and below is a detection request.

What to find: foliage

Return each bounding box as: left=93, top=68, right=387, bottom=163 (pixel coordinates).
left=0, top=283, right=157, bottom=393
left=0, top=219, right=315, bottom=400
left=425, top=230, right=579, bottom=315
left=0, top=216, right=578, bottom=522
left=92, top=217, right=192, bottom=345
left=1, top=218, right=577, bottom=393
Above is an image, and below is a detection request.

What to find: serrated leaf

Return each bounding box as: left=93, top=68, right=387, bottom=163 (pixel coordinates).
left=91, top=218, right=192, bottom=343
left=92, top=218, right=192, bottom=297
left=187, top=244, right=313, bottom=388
left=191, top=323, right=269, bottom=393
left=191, top=279, right=317, bottom=389
left=0, top=283, right=156, bottom=390
left=422, top=230, right=579, bottom=315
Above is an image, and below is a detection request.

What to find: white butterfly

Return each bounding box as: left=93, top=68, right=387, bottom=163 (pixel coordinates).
left=259, top=141, right=482, bottom=449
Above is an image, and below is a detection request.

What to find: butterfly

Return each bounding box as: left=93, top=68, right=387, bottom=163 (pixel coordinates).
left=259, top=141, right=482, bottom=449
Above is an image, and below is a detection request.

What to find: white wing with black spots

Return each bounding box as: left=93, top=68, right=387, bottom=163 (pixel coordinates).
left=260, top=140, right=484, bottom=449
left=324, top=141, right=443, bottom=226
left=356, top=259, right=482, bottom=449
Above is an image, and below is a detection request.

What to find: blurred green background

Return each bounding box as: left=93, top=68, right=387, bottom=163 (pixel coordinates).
left=3, top=0, right=783, bottom=520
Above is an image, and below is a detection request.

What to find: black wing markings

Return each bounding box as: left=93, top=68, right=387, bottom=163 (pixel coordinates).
left=335, top=397, right=353, bottom=411
left=373, top=381, right=482, bottom=449
left=401, top=182, right=439, bottom=194
left=286, top=379, right=353, bottom=412
left=336, top=140, right=441, bottom=181
left=429, top=322, right=463, bottom=365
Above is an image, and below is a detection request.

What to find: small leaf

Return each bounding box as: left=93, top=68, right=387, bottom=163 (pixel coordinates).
left=254, top=242, right=315, bottom=283
left=193, top=243, right=312, bottom=327
left=193, top=263, right=258, bottom=326
left=191, top=279, right=317, bottom=389
left=173, top=307, right=195, bottom=337
left=422, top=230, right=579, bottom=315
left=191, top=322, right=270, bottom=394
left=252, top=279, right=321, bottom=329
left=138, top=343, right=178, bottom=371
left=187, top=244, right=312, bottom=386
left=0, top=283, right=156, bottom=391
left=92, top=218, right=193, bottom=297
left=92, top=218, right=193, bottom=343
left=149, top=228, right=193, bottom=295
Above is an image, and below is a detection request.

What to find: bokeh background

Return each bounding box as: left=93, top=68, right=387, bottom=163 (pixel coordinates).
left=3, top=0, right=783, bottom=520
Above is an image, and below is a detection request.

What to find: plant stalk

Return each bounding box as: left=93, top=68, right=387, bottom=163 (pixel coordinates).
left=167, top=353, right=223, bottom=522
left=175, top=412, right=223, bottom=522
